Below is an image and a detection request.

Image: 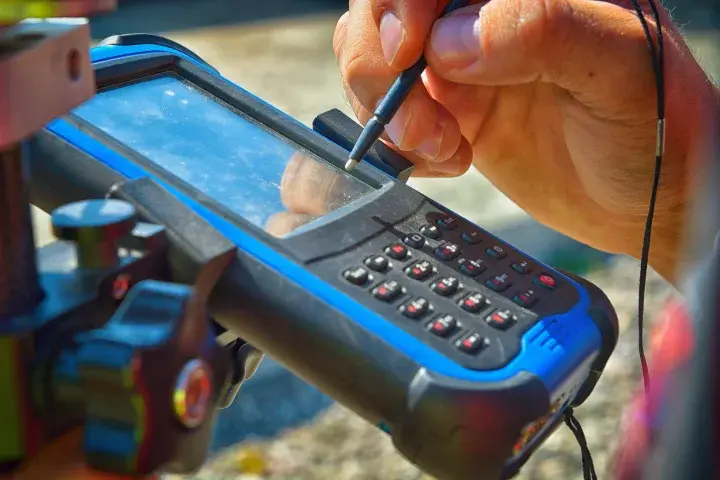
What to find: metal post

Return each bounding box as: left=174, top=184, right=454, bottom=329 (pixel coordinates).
left=0, top=142, right=43, bottom=317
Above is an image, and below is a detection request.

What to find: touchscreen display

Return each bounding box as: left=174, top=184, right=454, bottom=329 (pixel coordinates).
left=72, top=73, right=375, bottom=237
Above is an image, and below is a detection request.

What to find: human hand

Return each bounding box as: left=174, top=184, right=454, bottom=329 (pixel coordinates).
left=334, top=0, right=719, bottom=282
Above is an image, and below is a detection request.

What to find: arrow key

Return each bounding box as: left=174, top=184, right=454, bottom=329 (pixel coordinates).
left=485, top=273, right=512, bottom=292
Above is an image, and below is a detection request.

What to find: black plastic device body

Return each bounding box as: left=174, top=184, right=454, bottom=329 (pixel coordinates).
left=28, top=36, right=619, bottom=480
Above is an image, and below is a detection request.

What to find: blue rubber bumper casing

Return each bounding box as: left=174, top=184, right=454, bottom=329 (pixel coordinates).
left=32, top=35, right=620, bottom=480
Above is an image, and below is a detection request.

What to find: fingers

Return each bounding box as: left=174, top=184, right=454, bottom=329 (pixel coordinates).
left=425, top=0, right=660, bottom=105
left=334, top=13, right=378, bottom=126
left=335, top=3, right=471, bottom=169
left=339, top=2, right=439, bottom=152
left=368, top=0, right=448, bottom=69
left=381, top=134, right=475, bottom=177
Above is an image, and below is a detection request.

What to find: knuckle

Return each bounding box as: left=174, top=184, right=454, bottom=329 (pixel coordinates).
left=515, top=0, right=550, bottom=54
left=342, top=49, right=366, bottom=89
left=332, top=11, right=350, bottom=59
left=515, top=0, right=574, bottom=75
left=339, top=74, right=371, bottom=124
left=343, top=50, right=380, bottom=106
left=343, top=48, right=366, bottom=80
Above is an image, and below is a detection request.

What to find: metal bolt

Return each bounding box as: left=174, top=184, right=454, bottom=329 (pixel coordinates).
left=173, top=359, right=212, bottom=429
left=51, top=199, right=136, bottom=269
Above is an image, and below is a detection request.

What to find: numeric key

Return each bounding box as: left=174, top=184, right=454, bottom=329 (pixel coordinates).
left=485, top=309, right=516, bottom=330
left=385, top=243, right=409, bottom=260
left=372, top=280, right=405, bottom=302
left=435, top=242, right=461, bottom=261
left=428, top=315, right=458, bottom=337
left=458, top=258, right=486, bottom=277
left=457, top=333, right=486, bottom=354
left=405, top=260, right=436, bottom=281
left=431, top=276, right=461, bottom=297
left=365, top=255, right=390, bottom=272
left=459, top=292, right=489, bottom=313
left=343, top=267, right=371, bottom=286
left=399, top=297, right=432, bottom=319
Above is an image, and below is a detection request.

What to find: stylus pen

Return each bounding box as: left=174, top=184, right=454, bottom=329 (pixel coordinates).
left=345, top=0, right=471, bottom=171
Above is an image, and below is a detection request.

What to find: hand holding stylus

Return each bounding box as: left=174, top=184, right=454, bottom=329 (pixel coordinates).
left=345, top=0, right=471, bottom=170
left=334, top=0, right=717, bottom=283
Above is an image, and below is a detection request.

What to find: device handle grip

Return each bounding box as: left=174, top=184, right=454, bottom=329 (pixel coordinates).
left=74, top=280, right=231, bottom=476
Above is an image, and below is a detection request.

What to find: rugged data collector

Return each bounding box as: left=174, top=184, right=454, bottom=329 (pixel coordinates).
left=29, top=34, right=619, bottom=480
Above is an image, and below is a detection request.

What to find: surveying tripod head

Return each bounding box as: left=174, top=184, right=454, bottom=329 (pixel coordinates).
left=0, top=4, right=261, bottom=477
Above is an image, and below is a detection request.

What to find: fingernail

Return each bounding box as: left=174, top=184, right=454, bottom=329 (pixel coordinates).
left=430, top=159, right=462, bottom=175
left=431, top=146, right=468, bottom=175
left=380, top=11, right=405, bottom=65
left=416, top=123, right=444, bottom=161
left=385, top=106, right=411, bottom=148
left=430, top=14, right=481, bottom=65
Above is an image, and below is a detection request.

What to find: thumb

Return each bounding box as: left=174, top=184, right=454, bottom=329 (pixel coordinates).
left=425, top=0, right=658, bottom=101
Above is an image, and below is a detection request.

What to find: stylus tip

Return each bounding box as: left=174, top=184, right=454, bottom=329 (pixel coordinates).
left=345, top=158, right=359, bottom=171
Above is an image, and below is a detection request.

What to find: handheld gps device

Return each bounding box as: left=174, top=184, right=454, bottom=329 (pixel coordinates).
left=29, top=34, right=619, bottom=480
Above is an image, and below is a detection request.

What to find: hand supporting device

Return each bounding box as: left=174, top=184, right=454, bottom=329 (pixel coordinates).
left=12, top=31, right=619, bottom=480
